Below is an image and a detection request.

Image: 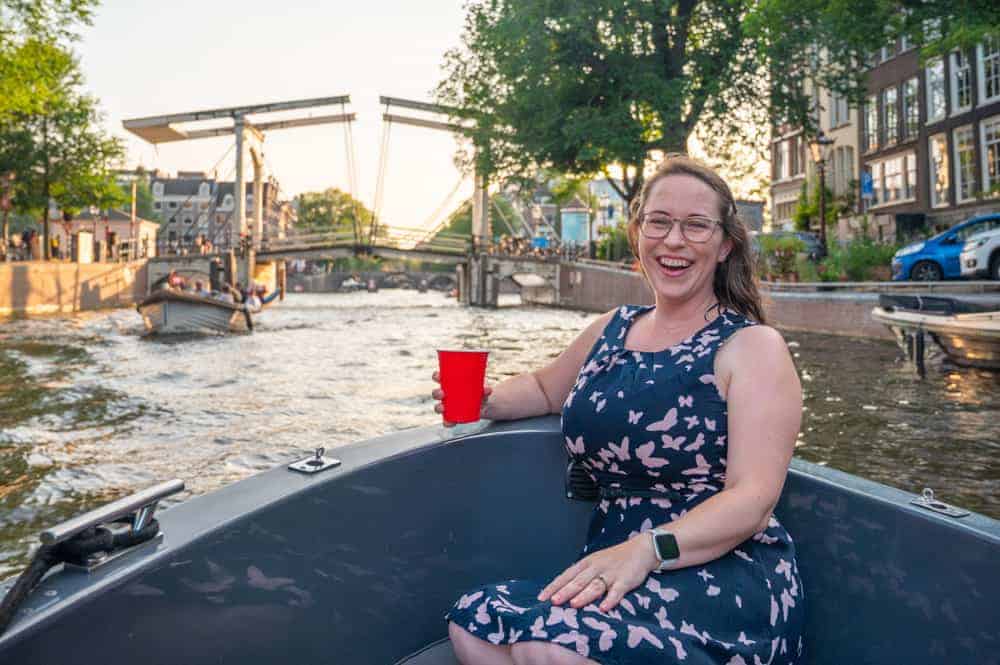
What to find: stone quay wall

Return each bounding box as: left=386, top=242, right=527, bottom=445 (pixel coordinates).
left=528, top=261, right=999, bottom=340
left=0, top=260, right=148, bottom=317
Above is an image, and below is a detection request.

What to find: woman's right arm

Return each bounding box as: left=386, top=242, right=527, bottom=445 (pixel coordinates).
left=460, top=309, right=616, bottom=422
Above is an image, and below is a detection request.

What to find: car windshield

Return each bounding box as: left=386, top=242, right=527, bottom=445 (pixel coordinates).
left=930, top=217, right=1000, bottom=242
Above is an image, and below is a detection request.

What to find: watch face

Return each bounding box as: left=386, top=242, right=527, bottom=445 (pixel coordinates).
left=654, top=532, right=680, bottom=560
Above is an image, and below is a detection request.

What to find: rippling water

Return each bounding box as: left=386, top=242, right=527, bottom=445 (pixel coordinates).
left=1, top=292, right=997, bottom=577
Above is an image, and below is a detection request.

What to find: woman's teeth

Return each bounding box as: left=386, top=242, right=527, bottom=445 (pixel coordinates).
left=657, top=257, right=692, bottom=269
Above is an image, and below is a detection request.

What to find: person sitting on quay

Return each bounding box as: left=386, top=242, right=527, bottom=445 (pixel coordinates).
left=194, top=280, right=211, bottom=298
left=434, top=153, right=804, bottom=665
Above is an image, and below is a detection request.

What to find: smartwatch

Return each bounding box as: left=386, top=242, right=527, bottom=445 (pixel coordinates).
left=650, top=528, right=680, bottom=571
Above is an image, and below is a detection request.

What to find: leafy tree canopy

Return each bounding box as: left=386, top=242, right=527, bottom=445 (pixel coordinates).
left=437, top=0, right=999, bottom=207
left=295, top=187, right=373, bottom=237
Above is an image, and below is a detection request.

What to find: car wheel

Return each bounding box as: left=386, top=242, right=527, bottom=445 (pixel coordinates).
left=910, top=260, right=943, bottom=281
left=990, top=253, right=1000, bottom=281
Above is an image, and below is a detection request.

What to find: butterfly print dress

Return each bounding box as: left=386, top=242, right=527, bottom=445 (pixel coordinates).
left=446, top=305, right=805, bottom=664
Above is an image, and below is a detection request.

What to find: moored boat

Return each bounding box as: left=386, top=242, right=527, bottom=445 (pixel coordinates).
left=0, top=416, right=996, bottom=664
left=872, top=294, right=1000, bottom=370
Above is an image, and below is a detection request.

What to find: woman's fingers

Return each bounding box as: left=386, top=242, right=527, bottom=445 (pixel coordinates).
left=537, top=561, right=584, bottom=603
left=432, top=371, right=440, bottom=383
left=432, top=388, right=443, bottom=400
left=597, top=579, right=628, bottom=612
left=570, top=576, right=609, bottom=609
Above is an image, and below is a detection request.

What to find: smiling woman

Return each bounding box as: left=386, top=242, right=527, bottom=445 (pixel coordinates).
left=441, top=154, right=804, bottom=665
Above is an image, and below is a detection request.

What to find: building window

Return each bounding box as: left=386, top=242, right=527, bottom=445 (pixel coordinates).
left=183, top=217, right=193, bottom=225
left=864, top=95, right=879, bottom=152
left=870, top=152, right=917, bottom=206
left=982, top=114, right=1000, bottom=196
left=168, top=216, right=177, bottom=225
left=902, top=77, right=919, bottom=139
left=928, top=134, right=949, bottom=207
left=789, top=135, right=803, bottom=176
left=979, top=37, right=1000, bottom=105
left=168, top=201, right=178, bottom=209
left=926, top=57, right=946, bottom=123
left=199, top=183, right=210, bottom=197
left=951, top=50, right=973, bottom=113
left=153, top=201, right=161, bottom=210
left=168, top=230, right=176, bottom=242
left=829, top=91, right=849, bottom=128
left=953, top=125, right=976, bottom=203
left=906, top=152, right=917, bottom=200
left=152, top=182, right=164, bottom=197
left=883, top=87, right=898, bottom=145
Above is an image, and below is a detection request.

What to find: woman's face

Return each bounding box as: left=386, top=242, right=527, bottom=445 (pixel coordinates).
left=637, top=175, right=733, bottom=306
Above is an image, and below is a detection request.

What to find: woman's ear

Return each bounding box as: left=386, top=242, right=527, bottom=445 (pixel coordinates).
left=718, top=237, right=734, bottom=263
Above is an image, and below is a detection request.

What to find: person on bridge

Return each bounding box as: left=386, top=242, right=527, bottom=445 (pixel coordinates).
left=433, top=154, right=804, bottom=665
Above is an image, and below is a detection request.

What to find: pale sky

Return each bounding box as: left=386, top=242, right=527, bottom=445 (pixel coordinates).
left=77, top=0, right=476, bottom=230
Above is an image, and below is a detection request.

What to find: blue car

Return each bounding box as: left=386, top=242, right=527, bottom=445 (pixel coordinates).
left=892, top=213, right=1000, bottom=281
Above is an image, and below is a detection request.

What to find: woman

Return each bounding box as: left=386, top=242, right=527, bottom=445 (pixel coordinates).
left=433, top=155, right=804, bottom=665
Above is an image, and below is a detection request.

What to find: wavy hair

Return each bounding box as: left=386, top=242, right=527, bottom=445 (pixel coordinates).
left=626, top=154, right=766, bottom=324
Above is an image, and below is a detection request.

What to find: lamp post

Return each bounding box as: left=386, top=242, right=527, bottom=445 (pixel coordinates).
left=809, top=131, right=835, bottom=260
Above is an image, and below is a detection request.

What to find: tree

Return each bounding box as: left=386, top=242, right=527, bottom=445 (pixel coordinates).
left=0, top=1, right=97, bottom=121
left=437, top=1, right=766, bottom=208
left=116, top=177, right=160, bottom=224
left=296, top=188, right=373, bottom=242
left=0, top=41, right=124, bottom=259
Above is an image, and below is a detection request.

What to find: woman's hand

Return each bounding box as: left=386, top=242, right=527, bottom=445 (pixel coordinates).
left=537, top=534, right=659, bottom=612
left=431, top=371, right=493, bottom=427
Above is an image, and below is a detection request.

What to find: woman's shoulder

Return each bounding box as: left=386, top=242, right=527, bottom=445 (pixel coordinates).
left=717, top=324, right=793, bottom=371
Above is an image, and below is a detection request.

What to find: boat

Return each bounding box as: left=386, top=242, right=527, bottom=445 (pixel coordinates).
left=0, top=416, right=996, bottom=664
left=136, top=289, right=255, bottom=334
left=872, top=294, right=1000, bottom=370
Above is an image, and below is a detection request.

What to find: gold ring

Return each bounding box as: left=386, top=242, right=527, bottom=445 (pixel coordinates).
left=595, top=574, right=609, bottom=591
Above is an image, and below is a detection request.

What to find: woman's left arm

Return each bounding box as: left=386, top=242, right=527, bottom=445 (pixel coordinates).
left=539, top=325, right=802, bottom=612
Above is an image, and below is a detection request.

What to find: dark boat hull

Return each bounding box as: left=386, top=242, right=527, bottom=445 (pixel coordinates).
left=1, top=417, right=997, bottom=664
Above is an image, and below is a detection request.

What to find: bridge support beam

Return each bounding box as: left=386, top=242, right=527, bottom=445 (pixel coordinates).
left=460, top=254, right=499, bottom=308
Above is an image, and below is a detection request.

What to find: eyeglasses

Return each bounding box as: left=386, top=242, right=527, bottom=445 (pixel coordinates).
left=639, top=213, right=721, bottom=243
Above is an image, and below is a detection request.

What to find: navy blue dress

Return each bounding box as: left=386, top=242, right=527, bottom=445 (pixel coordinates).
left=446, top=305, right=805, bottom=664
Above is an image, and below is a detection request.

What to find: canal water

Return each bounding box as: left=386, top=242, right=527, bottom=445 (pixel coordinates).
left=1, top=292, right=997, bottom=577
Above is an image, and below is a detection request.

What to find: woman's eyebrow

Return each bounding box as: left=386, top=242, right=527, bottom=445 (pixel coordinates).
left=644, top=209, right=717, bottom=218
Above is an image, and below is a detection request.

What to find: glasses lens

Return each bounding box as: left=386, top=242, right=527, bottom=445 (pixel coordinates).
left=682, top=218, right=716, bottom=242
left=641, top=215, right=673, bottom=238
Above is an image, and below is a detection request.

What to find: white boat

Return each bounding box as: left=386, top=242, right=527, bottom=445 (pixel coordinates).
left=137, top=290, right=253, bottom=334
left=872, top=295, right=1000, bottom=370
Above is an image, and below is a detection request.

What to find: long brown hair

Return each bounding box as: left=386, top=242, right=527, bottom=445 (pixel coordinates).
left=626, top=154, right=766, bottom=324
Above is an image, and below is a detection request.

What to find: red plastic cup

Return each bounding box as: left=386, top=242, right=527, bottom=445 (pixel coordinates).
left=437, top=349, right=489, bottom=423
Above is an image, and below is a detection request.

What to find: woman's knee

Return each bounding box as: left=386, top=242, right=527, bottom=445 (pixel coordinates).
left=510, top=640, right=596, bottom=665
left=448, top=621, right=513, bottom=665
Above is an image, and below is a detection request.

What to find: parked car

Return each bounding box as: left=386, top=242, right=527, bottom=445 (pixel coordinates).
left=960, top=227, right=1000, bottom=280
left=891, top=213, right=1000, bottom=281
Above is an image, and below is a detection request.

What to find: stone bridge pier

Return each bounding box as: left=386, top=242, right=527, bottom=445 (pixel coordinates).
left=458, top=254, right=560, bottom=307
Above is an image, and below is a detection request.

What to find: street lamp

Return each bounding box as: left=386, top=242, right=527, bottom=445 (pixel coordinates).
left=809, top=130, right=835, bottom=260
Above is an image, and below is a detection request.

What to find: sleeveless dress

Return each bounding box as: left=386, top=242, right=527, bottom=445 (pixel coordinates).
left=446, top=305, right=805, bottom=664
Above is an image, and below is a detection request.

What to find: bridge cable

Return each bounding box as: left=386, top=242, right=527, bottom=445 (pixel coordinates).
left=416, top=173, right=471, bottom=246
left=341, top=100, right=364, bottom=247
left=491, top=197, right=520, bottom=237
left=156, top=140, right=236, bottom=250
left=368, top=106, right=392, bottom=247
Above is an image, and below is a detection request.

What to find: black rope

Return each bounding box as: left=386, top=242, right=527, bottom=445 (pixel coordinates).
left=0, top=518, right=160, bottom=636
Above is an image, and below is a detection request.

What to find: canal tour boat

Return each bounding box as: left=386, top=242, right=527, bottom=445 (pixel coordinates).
left=137, top=288, right=279, bottom=335
left=0, top=416, right=996, bottom=664
left=872, top=294, right=1000, bottom=370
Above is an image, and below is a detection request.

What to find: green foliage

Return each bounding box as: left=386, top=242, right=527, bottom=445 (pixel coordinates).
left=758, top=235, right=806, bottom=276
left=0, top=2, right=98, bottom=121
left=296, top=188, right=372, bottom=237
left=595, top=222, right=632, bottom=262
left=0, top=42, right=124, bottom=226
left=791, top=179, right=837, bottom=234
left=117, top=178, right=160, bottom=223
left=434, top=194, right=513, bottom=240
left=436, top=0, right=764, bottom=207
left=819, top=238, right=898, bottom=281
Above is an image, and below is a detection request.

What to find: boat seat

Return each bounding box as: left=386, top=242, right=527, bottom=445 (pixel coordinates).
left=394, top=639, right=460, bottom=665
